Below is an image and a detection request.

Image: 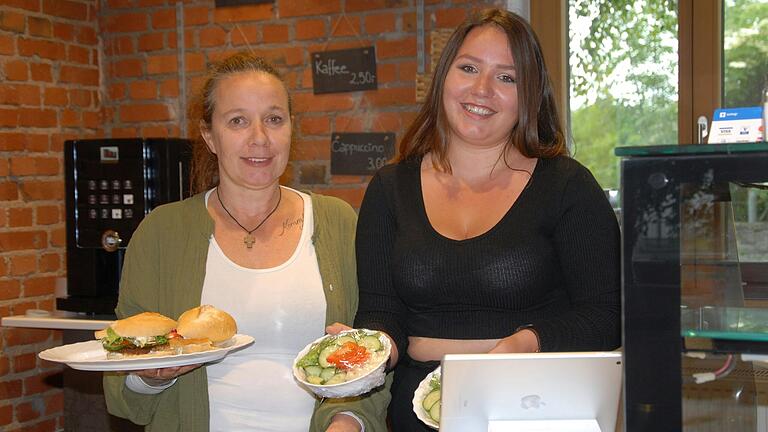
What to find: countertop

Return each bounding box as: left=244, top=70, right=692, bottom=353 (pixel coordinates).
left=1, top=310, right=114, bottom=331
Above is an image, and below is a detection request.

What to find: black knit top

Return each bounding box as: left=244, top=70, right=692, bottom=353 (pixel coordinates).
left=353, top=155, right=621, bottom=358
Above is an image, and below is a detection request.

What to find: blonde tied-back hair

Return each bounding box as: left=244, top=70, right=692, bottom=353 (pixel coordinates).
left=189, top=53, right=291, bottom=194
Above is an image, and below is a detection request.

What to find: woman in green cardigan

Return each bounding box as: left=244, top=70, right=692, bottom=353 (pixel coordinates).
left=103, top=53, right=390, bottom=432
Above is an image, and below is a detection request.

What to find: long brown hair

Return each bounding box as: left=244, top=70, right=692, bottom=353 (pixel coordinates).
left=189, top=53, right=291, bottom=194
left=399, top=8, right=566, bottom=171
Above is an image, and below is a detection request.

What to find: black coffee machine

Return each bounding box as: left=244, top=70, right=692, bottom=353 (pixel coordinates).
left=59, top=138, right=192, bottom=314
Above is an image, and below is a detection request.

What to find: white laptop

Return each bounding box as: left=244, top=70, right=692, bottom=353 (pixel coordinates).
left=439, top=352, right=623, bottom=432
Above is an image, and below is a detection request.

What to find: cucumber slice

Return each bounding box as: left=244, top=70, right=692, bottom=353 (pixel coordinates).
left=360, top=335, right=382, bottom=351
left=429, top=401, right=440, bottom=422
left=320, top=367, right=337, bottom=381
left=324, top=371, right=347, bottom=385
left=318, top=344, right=338, bottom=368
left=303, top=365, right=322, bottom=377
left=306, top=375, right=324, bottom=385
left=422, top=389, right=440, bottom=411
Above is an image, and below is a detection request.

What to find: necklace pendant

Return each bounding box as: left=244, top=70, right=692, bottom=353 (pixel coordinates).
left=244, top=234, right=256, bottom=249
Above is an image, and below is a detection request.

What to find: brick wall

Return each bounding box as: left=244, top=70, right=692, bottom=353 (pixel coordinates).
left=1, top=0, right=101, bottom=430
left=1, top=0, right=501, bottom=430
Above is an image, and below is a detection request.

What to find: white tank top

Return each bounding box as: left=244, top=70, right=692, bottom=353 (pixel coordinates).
left=201, top=187, right=326, bottom=432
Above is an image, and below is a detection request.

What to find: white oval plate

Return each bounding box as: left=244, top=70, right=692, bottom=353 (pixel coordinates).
left=412, top=365, right=440, bottom=430
left=39, top=334, right=254, bottom=371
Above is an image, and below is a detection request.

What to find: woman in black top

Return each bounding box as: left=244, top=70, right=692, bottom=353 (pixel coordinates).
left=353, top=8, right=621, bottom=430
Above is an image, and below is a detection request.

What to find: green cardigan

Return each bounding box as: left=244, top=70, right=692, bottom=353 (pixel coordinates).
left=103, top=191, right=391, bottom=431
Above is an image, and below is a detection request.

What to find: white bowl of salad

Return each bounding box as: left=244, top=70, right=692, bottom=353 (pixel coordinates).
left=412, top=366, right=440, bottom=429
left=293, top=329, right=391, bottom=398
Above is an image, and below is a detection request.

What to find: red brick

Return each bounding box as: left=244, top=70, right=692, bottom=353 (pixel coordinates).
left=18, top=109, right=57, bottom=128
left=112, top=127, right=138, bottom=138
left=152, top=9, right=176, bottom=29
left=12, top=301, right=37, bottom=316
left=346, top=0, right=408, bottom=11
left=16, top=401, right=41, bottom=422
left=0, top=34, right=14, bottom=55
left=52, top=22, right=73, bottom=41
left=36, top=205, right=59, bottom=225
left=10, top=157, right=57, bottom=176
left=17, top=38, right=66, bottom=60
left=0, top=404, right=10, bottom=427
left=0, top=131, right=24, bottom=150
left=13, top=353, right=37, bottom=373
left=199, top=27, right=227, bottom=48
left=398, top=60, right=417, bottom=82
left=138, top=32, right=164, bottom=52
left=61, top=109, right=80, bottom=127
left=28, top=16, right=52, bottom=37
left=0, top=356, right=9, bottom=376
left=278, top=0, right=340, bottom=18
left=25, top=134, right=50, bottom=152
left=299, top=116, right=330, bottom=136
left=25, top=276, right=56, bottom=296
left=332, top=115, right=364, bottom=132
left=363, top=87, right=414, bottom=107
left=20, top=180, right=64, bottom=201
left=0, top=109, right=17, bottom=127
left=108, top=82, right=126, bottom=100
left=159, top=79, right=178, bottom=97
left=0, top=187, right=16, bottom=205
left=50, top=227, right=65, bottom=247
left=184, top=7, right=209, bottom=25
left=127, top=80, right=155, bottom=100
left=184, top=53, right=205, bottom=73
left=0, top=280, right=22, bottom=300
left=364, top=12, right=396, bottom=34
left=67, top=45, right=90, bottom=64
left=17, top=84, right=40, bottom=106
left=293, top=93, right=355, bottom=113
left=82, top=110, right=100, bottom=129
left=38, top=253, right=60, bottom=272
left=77, top=25, right=97, bottom=45
left=59, top=65, right=98, bottom=85
left=69, top=89, right=92, bottom=107
left=0, top=161, right=8, bottom=177
left=5, top=60, right=28, bottom=81
left=30, top=63, right=52, bottom=82
left=295, top=18, right=325, bottom=40
left=435, top=8, right=468, bottom=28
left=119, top=103, right=171, bottom=122
left=147, top=54, right=177, bottom=75
left=43, top=87, right=67, bottom=106
left=0, top=10, right=25, bottom=33
left=42, top=0, right=88, bottom=20
left=4, top=328, right=52, bottom=347
left=0, top=380, right=22, bottom=400
left=104, top=13, right=148, bottom=32
left=377, top=62, right=397, bottom=84
left=10, top=254, right=36, bottom=275
left=9, top=207, right=33, bottom=227
left=112, top=58, right=143, bottom=77
left=109, top=36, right=134, bottom=56
left=377, top=36, right=417, bottom=59
left=23, top=371, right=59, bottom=395
left=213, top=4, right=272, bottom=23
left=290, top=138, right=330, bottom=160
left=230, top=24, right=258, bottom=46
left=44, top=392, right=63, bottom=415
left=260, top=24, right=288, bottom=43
left=331, top=16, right=360, bottom=37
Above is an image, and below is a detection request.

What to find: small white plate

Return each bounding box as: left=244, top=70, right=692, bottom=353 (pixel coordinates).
left=39, top=334, right=254, bottom=371
left=413, top=366, right=440, bottom=430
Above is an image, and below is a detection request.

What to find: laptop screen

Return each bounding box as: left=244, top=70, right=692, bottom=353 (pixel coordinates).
left=439, top=352, right=623, bottom=432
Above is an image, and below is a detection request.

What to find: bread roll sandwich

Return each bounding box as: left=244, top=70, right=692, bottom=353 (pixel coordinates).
left=176, top=305, right=237, bottom=344
left=94, top=312, right=178, bottom=359
left=95, top=306, right=237, bottom=359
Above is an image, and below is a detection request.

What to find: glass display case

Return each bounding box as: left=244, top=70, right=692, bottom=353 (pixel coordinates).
left=618, top=143, right=768, bottom=432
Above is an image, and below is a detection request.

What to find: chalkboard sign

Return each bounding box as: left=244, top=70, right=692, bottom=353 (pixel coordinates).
left=312, top=47, right=378, bottom=94
left=331, top=132, right=395, bottom=175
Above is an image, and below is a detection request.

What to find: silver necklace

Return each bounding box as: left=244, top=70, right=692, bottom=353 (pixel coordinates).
left=216, top=187, right=282, bottom=249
